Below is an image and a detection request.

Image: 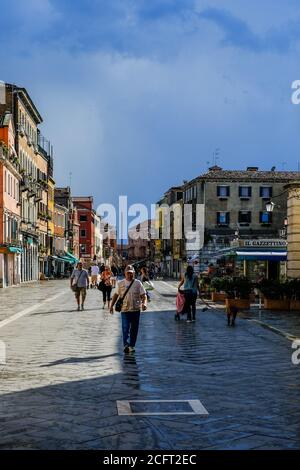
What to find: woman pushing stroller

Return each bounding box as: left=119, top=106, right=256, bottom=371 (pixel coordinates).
left=177, top=266, right=202, bottom=323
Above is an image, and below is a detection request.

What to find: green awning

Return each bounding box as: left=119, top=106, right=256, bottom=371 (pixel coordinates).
left=65, top=252, right=79, bottom=264
left=8, top=247, right=23, bottom=254
left=58, top=256, right=72, bottom=263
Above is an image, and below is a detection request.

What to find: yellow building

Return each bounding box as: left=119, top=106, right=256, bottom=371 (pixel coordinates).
left=287, top=182, right=300, bottom=278
left=47, top=176, right=55, bottom=256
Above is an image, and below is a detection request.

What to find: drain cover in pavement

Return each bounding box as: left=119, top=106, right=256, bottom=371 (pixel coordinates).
left=117, top=400, right=209, bottom=416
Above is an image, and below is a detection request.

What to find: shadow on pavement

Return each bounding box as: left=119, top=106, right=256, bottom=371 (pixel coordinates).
left=40, top=354, right=121, bottom=367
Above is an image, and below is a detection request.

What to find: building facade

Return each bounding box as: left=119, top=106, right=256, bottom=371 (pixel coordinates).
left=72, top=197, right=95, bottom=262
left=0, top=84, right=44, bottom=283
left=54, top=187, right=80, bottom=263
left=94, top=212, right=103, bottom=263
left=155, top=187, right=184, bottom=277
left=182, top=166, right=300, bottom=280
left=128, top=219, right=155, bottom=266
left=53, top=203, right=68, bottom=276
left=0, top=113, right=22, bottom=287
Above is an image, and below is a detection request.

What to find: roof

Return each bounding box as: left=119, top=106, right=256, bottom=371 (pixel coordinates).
left=185, top=168, right=300, bottom=186
left=5, top=83, right=43, bottom=124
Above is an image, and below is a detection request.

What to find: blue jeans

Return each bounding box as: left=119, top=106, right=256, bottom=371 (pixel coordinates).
left=121, top=311, right=140, bottom=347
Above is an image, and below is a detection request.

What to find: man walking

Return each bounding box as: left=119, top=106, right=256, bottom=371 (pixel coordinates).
left=90, top=262, right=100, bottom=288
left=110, top=265, right=147, bottom=353
left=70, top=262, right=89, bottom=311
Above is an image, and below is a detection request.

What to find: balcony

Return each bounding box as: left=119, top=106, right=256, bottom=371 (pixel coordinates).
left=28, top=183, right=37, bottom=198
left=20, top=176, right=30, bottom=192
left=17, top=124, right=25, bottom=137
left=35, top=188, right=43, bottom=203
left=0, top=142, right=21, bottom=173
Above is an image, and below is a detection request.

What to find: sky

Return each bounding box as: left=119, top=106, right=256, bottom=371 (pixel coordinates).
left=1, top=0, right=300, bottom=215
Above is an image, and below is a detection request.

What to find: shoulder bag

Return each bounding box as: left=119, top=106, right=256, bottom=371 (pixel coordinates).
left=72, top=270, right=84, bottom=292
left=115, top=280, right=134, bottom=312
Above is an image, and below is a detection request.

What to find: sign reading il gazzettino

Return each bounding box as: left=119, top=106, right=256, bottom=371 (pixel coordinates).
left=243, top=239, right=287, bottom=248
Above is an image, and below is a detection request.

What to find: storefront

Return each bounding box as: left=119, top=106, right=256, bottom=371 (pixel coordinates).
left=236, top=239, right=287, bottom=281
left=0, top=246, right=22, bottom=288
left=21, top=235, right=39, bottom=283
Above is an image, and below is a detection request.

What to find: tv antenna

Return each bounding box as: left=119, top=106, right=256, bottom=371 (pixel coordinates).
left=212, top=148, right=220, bottom=166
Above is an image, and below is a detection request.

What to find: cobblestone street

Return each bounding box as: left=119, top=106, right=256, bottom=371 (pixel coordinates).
left=0, top=280, right=300, bottom=450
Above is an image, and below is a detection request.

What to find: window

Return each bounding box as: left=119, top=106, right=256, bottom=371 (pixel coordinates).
left=80, top=215, right=87, bottom=222
left=217, top=186, right=230, bottom=198
left=80, top=244, right=86, bottom=253
left=217, top=212, right=230, bottom=225
left=81, top=229, right=86, bottom=237
left=260, top=212, right=272, bottom=224
left=238, top=211, right=251, bottom=224
left=239, top=186, right=252, bottom=199
left=260, top=187, right=273, bottom=199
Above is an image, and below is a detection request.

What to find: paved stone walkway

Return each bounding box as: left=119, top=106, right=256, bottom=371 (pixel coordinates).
left=0, top=280, right=299, bottom=450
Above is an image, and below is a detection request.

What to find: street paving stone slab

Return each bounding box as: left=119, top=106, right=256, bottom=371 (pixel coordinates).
left=0, top=279, right=299, bottom=449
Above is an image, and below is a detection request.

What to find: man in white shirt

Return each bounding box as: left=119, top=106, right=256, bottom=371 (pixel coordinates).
left=90, top=263, right=100, bottom=288
left=70, top=262, right=89, bottom=311
left=110, top=265, right=147, bottom=353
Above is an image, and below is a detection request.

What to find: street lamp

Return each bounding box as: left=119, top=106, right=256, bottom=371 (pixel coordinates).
left=266, top=201, right=275, bottom=212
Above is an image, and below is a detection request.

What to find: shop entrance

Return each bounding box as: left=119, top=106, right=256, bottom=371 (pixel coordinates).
left=268, top=261, right=279, bottom=280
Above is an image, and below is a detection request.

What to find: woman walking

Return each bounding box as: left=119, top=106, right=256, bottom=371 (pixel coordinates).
left=140, top=266, right=153, bottom=302
left=100, top=266, right=113, bottom=309
left=178, top=266, right=201, bottom=323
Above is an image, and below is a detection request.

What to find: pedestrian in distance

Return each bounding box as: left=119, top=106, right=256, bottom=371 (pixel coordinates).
left=110, top=265, right=147, bottom=354
left=100, top=266, right=113, bottom=309
left=100, top=263, right=105, bottom=274
left=90, top=263, right=100, bottom=289
left=111, top=264, right=119, bottom=288
left=226, top=304, right=238, bottom=327
left=140, top=266, right=153, bottom=303
left=178, top=265, right=201, bottom=323
left=70, top=262, right=89, bottom=311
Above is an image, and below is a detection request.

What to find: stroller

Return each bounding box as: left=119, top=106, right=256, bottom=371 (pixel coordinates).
left=175, top=290, right=208, bottom=320
left=175, top=290, right=188, bottom=321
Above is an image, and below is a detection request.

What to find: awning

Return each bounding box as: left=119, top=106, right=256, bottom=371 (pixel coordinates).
left=64, top=252, right=79, bottom=264
left=58, top=256, right=72, bottom=263
left=0, top=246, right=23, bottom=254
left=236, top=250, right=287, bottom=261
left=8, top=246, right=23, bottom=254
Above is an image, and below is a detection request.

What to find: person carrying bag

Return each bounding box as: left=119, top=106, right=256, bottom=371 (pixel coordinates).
left=115, top=279, right=134, bottom=312
left=110, top=265, right=147, bottom=353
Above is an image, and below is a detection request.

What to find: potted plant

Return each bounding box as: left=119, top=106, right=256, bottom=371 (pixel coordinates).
left=224, top=277, right=252, bottom=310
left=257, top=279, right=290, bottom=311
left=210, top=277, right=228, bottom=302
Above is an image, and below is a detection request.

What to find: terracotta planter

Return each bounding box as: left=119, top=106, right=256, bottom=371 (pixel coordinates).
left=290, top=300, right=300, bottom=311
left=264, top=298, right=290, bottom=311
left=225, top=298, right=251, bottom=310
left=212, top=292, right=227, bottom=302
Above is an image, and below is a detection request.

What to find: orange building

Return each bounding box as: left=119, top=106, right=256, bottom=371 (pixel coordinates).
left=0, top=112, right=22, bottom=287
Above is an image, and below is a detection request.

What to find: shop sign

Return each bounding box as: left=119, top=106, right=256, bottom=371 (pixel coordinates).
left=243, top=239, right=287, bottom=248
